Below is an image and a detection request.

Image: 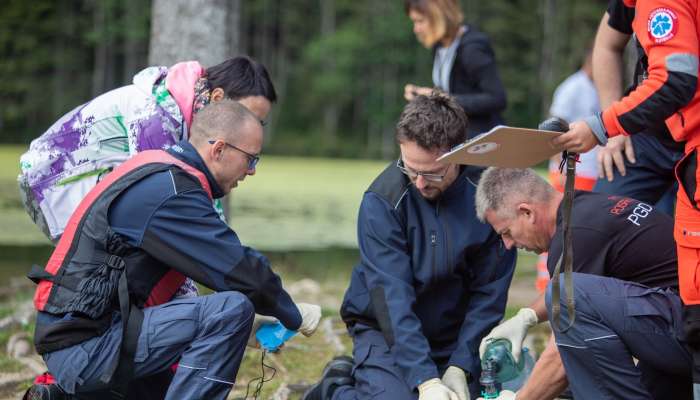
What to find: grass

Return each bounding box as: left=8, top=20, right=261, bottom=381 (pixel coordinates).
left=0, top=146, right=388, bottom=248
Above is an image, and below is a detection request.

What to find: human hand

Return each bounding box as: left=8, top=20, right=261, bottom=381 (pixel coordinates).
left=296, top=303, right=321, bottom=336
left=405, top=84, right=418, bottom=101
left=247, top=314, right=278, bottom=348
left=597, top=135, right=635, bottom=181
left=418, top=378, right=459, bottom=400
left=479, top=308, right=538, bottom=363
left=476, top=390, right=516, bottom=400
left=405, top=84, right=433, bottom=101
left=441, top=366, right=470, bottom=400
left=550, top=121, right=599, bottom=154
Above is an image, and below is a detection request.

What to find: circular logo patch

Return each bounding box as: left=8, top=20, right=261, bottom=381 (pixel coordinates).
left=648, top=8, right=678, bottom=43
left=467, top=142, right=499, bottom=154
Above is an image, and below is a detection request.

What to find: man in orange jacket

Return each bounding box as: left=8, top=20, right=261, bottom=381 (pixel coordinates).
left=552, top=0, right=700, bottom=396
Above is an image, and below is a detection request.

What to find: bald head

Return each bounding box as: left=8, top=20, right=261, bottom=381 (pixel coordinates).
left=189, top=99, right=261, bottom=148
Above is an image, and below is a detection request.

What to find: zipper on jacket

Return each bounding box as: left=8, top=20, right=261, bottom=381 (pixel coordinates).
left=431, top=230, right=437, bottom=284
left=678, top=111, right=686, bottom=128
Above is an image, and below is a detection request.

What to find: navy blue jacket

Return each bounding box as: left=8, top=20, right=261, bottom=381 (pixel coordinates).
left=340, top=163, right=516, bottom=389
left=106, top=141, right=302, bottom=329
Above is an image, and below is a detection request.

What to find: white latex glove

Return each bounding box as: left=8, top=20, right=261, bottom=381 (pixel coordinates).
left=597, top=135, right=635, bottom=181
left=296, top=303, right=321, bottom=336
left=418, top=378, right=459, bottom=400
left=479, top=308, right=538, bottom=363
left=476, top=390, right=516, bottom=400
left=441, top=366, right=470, bottom=400
left=247, top=314, right=278, bottom=348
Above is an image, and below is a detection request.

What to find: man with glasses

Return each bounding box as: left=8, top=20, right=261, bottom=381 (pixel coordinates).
left=26, top=100, right=321, bottom=400
left=303, top=93, right=516, bottom=400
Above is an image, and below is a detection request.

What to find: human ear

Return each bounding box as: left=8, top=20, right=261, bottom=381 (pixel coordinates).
left=211, top=87, right=225, bottom=102
left=517, top=203, right=535, bottom=221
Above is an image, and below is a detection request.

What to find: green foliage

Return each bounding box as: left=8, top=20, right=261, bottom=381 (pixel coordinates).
left=0, top=1, right=151, bottom=143
left=2, top=0, right=607, bottom=159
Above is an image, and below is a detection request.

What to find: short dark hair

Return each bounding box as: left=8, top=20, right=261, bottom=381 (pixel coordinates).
left=396, top=92, right=468, bottom=151
left=205, top=56, right=277, bottom=103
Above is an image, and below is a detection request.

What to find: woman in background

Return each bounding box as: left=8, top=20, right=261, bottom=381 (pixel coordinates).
left=404, top=0, right=507, bottom=139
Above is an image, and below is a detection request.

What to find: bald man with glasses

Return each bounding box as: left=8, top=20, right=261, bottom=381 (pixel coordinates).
left=303, top=93, right=516, bottom=400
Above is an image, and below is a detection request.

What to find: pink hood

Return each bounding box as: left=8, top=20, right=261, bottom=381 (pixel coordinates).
left=165, top=61, right=205, bottom=129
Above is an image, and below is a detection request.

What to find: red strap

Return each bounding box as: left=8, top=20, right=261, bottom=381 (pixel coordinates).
left=33, top=372, right=56, bottom=385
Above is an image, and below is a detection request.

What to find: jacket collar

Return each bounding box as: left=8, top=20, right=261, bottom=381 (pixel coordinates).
left=167, top=140, right=225, bottom=199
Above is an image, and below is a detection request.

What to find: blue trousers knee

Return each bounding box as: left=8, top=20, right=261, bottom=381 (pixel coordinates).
left=333, top=325, right=481, bottom=400
left=545, top=273, right=691, bottom=400
left=593, top=133, right=681, bottom=215
left=43, top=291, right=254, bottom=400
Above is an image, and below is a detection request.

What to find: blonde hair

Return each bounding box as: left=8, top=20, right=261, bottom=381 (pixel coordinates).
left=405, top=0, right=464, bottom=48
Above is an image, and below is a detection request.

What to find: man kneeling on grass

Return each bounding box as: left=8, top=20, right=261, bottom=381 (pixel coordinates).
left=475, top=167, right=691, bottom=400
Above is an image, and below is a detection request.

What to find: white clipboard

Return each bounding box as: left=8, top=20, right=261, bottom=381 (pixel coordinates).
left=437, top=125, right=562, bottom=168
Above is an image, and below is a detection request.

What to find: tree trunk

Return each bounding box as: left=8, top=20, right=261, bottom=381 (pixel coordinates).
left=539, top=0, right=557, bottom=116
left=149, top=0, right=235, bottom=221
left=53, top=3, right=72, bottom=116
left=320, top=0, right=338, bottom=146
left=227, top=0, right=241, bottom=57
left=92, top=1, right=110, bottom=97
left=123, top=0, right=146, bottom=84
left=149, top=0, right=229, bottom=67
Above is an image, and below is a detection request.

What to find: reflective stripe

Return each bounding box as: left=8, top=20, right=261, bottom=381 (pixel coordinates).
left=584, top=114, right=609, bottom=146
left=179, top=363, right=206, bottom=370
left=667, top=53, right=699, bottom=77
left=556, top=342, right=587, bottom=349
left=203, top=376, right=235, bottom=385
left=584, top=334, right=618, bottom=342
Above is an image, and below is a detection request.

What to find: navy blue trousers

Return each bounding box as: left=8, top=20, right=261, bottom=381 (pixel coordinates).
left=333, top=325, right=481, bottom=400
left=546, top=273, right=692, bottom=400
left=43, top=291, right=254, bottom=400
left=593, top=133, right=682, bottom=215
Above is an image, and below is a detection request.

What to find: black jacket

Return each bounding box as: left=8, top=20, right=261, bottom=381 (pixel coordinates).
left=439, top=25, right=507, bottom=138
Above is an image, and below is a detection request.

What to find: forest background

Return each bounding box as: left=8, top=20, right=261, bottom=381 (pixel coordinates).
left=1, top=0, right=608, bottom=158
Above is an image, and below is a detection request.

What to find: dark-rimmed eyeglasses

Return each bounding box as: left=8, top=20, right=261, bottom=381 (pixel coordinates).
left=208, top=140, right=260, bottom=170
left=396, top=158, right=449, bottom=182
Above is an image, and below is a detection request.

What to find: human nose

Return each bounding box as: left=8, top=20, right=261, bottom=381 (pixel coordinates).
left=414, top=175, right=428, bottom=189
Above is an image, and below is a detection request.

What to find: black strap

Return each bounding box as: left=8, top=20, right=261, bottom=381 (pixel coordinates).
left=100, top=268, right=143, bottom=399
left=27, top=264, right=54, bottom=284
left=551, top=152, right=577, bottom=333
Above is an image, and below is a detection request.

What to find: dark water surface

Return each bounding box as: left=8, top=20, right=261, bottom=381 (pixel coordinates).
left=0, top=244, right=360, bottom=289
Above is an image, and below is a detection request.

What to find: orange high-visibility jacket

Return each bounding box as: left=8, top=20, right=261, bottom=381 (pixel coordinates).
left=599, top=0, right=700, bottom=149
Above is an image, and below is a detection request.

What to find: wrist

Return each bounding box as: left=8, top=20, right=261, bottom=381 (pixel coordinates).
left=518, top=308, right=539, bottom=327
left=583, top=113, right=608, bottom=145
left=418, top=378, right=442, bottom=394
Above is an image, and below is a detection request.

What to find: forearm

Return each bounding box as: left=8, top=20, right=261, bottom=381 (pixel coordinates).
left=592, top=13, right=629, bottom=109
left=528, top=293, right=548, bottom=322
left=516, top=336, right=568, bottom=400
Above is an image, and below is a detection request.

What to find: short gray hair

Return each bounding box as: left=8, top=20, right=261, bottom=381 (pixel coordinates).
left=475, top=167, right=555, bottom=222
left=189, top=99, right=259, bottom=146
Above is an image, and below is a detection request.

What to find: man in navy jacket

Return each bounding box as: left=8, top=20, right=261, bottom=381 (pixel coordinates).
left=30, top=100, right=321, bottom=400
left=304, top=93, right=516, bottom=400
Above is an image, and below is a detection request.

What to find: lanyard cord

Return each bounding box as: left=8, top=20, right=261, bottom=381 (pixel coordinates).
left=551, top=150, right=577, bottom=333
left=244, top=350, right=277, bottom=399
left=538, top=117, right=577, bottom=333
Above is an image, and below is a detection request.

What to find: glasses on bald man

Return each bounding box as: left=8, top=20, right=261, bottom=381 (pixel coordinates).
left=208, top=140, right=260, bottom=170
